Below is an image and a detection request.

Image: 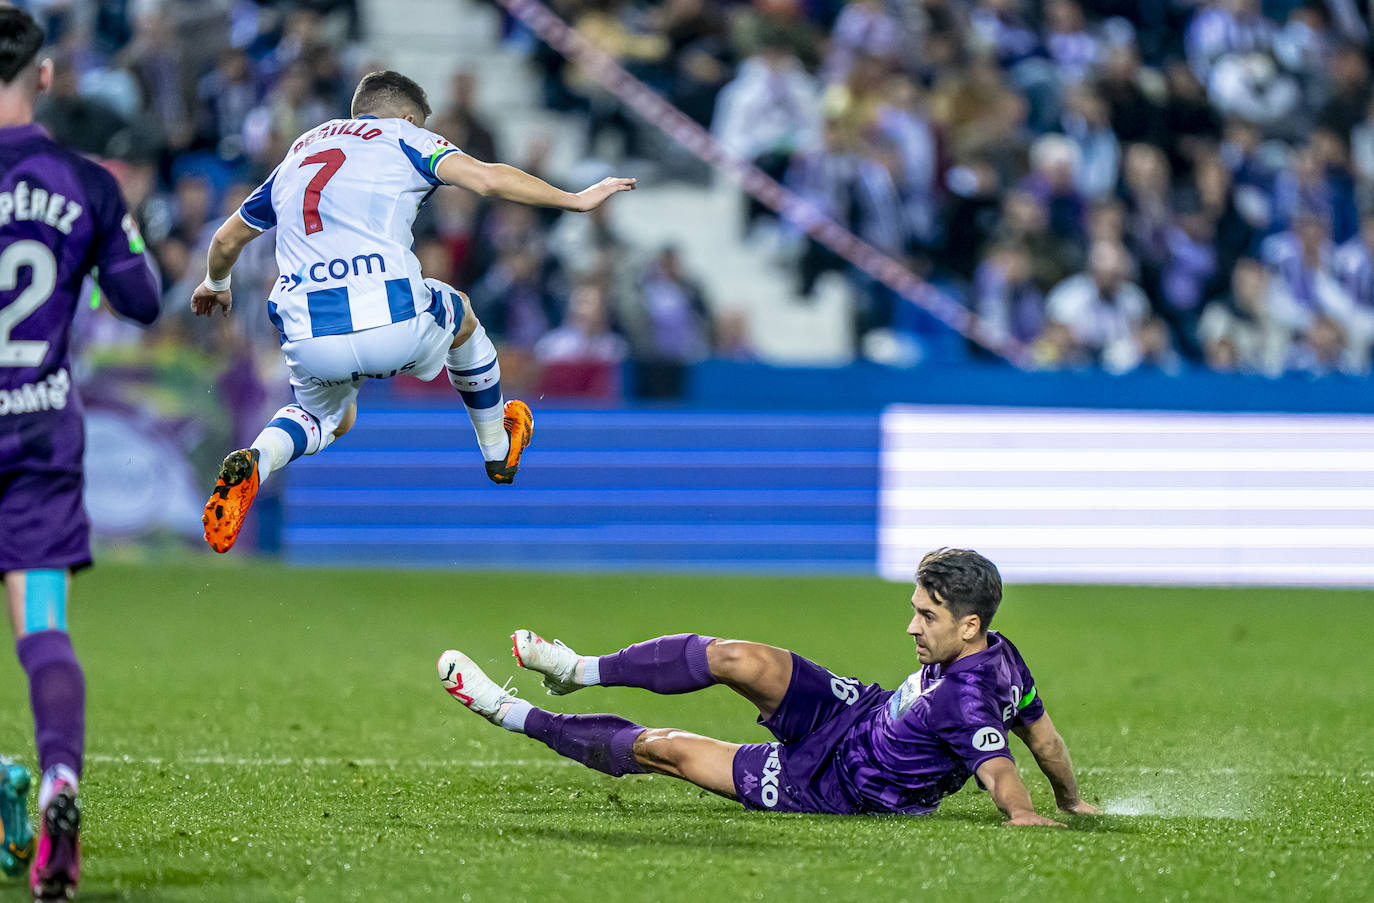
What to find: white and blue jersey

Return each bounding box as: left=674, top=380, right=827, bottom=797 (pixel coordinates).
left=238, top=116, right=461, bottom=342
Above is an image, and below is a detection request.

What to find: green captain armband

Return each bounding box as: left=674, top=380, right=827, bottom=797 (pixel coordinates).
left=1018, top=686, right=1037, bottom=710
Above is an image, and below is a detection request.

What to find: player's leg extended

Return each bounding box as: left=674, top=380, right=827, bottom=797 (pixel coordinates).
left=4, top=570, right=81, bottom=898
left=442, top=289, right=532, bottom=485
left=631, top=729, right=740, bottom=798
left=513, top=631, right=794, bottom=719
left=437, top=650, right=738, bottom=796
left=202, top=402, right=324, bottom=554
left=202, top=359, right=357, bottom=553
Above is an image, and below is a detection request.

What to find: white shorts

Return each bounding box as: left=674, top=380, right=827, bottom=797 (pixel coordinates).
left=281, top=279, right=460, bottom=442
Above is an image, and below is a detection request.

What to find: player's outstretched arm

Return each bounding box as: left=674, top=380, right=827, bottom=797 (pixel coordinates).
left=191, top=214, right=262, bottom=318
left=1012, top=713, right=1101, bottom=815
left=436, top=152, right=635, bottom=212
left=975, top=756, right=1064, bottom=826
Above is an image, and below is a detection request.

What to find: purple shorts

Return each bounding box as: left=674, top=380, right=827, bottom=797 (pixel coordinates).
left=731, top=653, right=889, bottom=814
left=0, top=469, right=91, bottom=575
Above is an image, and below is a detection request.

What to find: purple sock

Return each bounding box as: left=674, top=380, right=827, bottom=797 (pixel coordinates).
left=524, top=710, right=646, bottom=777
left=597, top=633, right=716, bottom=695
left=16, top=630, right=85, bottom=777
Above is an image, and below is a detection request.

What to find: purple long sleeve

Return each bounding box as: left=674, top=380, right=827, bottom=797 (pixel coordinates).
left=97, top=255, right=160, bottom=325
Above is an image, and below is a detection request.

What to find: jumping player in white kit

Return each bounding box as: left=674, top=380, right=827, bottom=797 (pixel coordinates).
left=191, top=70, right=635, bottom=553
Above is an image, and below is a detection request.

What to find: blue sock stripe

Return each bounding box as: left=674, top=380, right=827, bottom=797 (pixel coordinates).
left=267, top=417, right=309, bottom=461
left=449, top=358, right=497, bottom=378
left=458, top=385, right=502, bottom=410
left=22, top=570, right=66, bottom=633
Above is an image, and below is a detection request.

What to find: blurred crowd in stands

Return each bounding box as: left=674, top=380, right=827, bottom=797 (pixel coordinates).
left=18, top=0, right=1374, bottom=393
left=528, top=0, right=1374, bottom=376
left=19, top=0, right=731, bottom=403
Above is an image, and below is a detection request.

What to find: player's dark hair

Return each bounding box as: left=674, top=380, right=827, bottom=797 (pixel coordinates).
left=916, top=548, right=1002, bottom=633
left=0, top=8, right=45, bottom=85
left=351, top=70, right=431, bottom=120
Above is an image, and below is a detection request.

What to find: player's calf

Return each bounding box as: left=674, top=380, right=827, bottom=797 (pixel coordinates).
left=203, top=405, right=325, bottom=553
left=632, top=729, right=740, bottom=798
left=513, top=631, right=717, bottom=695
left=440, top=295, right=533, bottom=484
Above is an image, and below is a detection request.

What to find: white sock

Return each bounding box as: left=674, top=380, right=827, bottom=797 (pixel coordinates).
left=253, top=405, right=323, bottom=484
left=576, top=657, right=600, bottom=685
left=38, top=764, right=78, bottom=809
left=446, top=324, right=509, bottom=462
left=251, top=427, right=295, bottom=485
left=496, top=698, right=533, bottom=733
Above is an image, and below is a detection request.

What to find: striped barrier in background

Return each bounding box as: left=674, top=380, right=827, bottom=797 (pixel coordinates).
left=283, top=408, right=880, bottom=573
left=283, top=403, right=1374, bottom=586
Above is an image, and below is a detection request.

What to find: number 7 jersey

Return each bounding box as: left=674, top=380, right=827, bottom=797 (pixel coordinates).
left=238, top=115, right=461, bottom=343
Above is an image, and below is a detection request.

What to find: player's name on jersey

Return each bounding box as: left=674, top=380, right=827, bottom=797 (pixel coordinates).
left=0, top=180, right=83, bottom=233
left=0, top=369, right=71, bottom=416
left=292, top=119, right=385, bottom=154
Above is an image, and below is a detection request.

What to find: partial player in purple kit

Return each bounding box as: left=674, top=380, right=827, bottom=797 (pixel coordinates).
left=0, top=9, right=160, bottom=900
left=439, top=548, right=1101, bottom=824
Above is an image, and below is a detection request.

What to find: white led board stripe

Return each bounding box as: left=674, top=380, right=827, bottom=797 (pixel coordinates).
left=878, top=406, right=1374, bottom=586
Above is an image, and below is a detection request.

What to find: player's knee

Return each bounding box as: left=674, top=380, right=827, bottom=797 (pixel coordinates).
left=333, top=403, right=358, bottom=441
left=633, top=728, right=687, bottom=777
left=449, top=292, right=479, bottom=348
left=6, top=569, right=69, bottom=637
left=707, top=639, right=780, bottom=685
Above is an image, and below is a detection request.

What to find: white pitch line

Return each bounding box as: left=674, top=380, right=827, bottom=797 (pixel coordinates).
left=84, top=754, right=568, bottom=769
left=1078, top=766, right=1374, bottom=779
left=81, top=755, right=1373, bottom=779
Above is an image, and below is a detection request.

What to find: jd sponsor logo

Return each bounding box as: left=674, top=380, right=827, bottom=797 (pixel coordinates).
left=761, top=744, right=782, bottom=808
left=971, top=728, right=1006, bottom=752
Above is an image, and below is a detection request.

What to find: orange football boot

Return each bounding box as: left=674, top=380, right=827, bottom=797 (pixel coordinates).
left=202, top=448, right=260, bottom=553
left=484, top=400, right=533, bottom=485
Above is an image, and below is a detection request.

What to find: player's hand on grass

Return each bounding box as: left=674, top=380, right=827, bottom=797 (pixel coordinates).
left=1003, top=812, right=1066, bottom=827
left=573, top=177, right=636, bottom=212
left=191, top=283, right=233, bottom=318
left=1058, top=799, right=1102, bottom=816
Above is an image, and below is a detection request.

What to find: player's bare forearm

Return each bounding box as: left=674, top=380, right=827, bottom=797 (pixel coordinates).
left=477, top=162, right=580, bottom=208
left=437, top=153, right=635, bottom=212
left=975, top=757, right=1063, bottom=827
left=207, top=215, right=259, bottom=280
left=1013, top=715, right=1100, bottom=815
left=192, top=214, right=259, bottom=317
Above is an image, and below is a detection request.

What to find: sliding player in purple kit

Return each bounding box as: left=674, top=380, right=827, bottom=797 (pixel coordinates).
left=0, top=9, right=160, bottom=899
left=439, top=548, right=1101, bottom=824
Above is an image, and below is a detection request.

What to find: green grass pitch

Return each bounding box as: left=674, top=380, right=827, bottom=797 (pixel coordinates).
left=1, top=561, right=1371, bottom=902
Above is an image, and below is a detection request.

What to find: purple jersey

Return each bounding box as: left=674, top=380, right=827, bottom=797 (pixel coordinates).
left=0, top=122, right=157, bottom=474
left=734, top=632, right=1044, bottom=815
left=837, top=631, right=1044, bottom=813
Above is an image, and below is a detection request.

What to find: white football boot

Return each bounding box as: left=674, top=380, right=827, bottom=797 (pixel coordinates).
left=436, top=650, right=518, bottom=723
left=511, top=630, right=584, bottom=696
